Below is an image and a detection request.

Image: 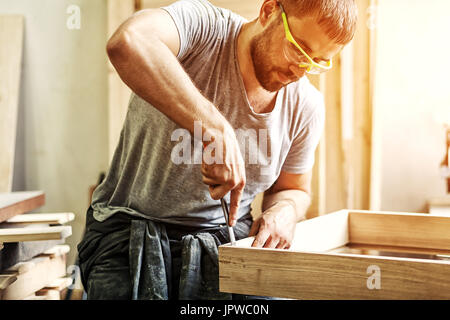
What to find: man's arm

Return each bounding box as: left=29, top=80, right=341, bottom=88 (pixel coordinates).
left=107, top=9, right=211, bottom=134
left=107, top=9, right=245, bottom=223
left=249, top=170, right=312, bottom=249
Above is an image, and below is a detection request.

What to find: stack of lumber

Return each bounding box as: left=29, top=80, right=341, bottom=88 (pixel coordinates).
left=0, top=191, right=74, bottom=300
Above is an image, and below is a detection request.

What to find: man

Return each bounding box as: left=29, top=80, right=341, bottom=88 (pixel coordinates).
left=78, top=0, right=357, bottom=299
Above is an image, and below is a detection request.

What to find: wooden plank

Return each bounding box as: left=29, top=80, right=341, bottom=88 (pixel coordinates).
left=0, top=239, right=63, bottom=270
left=0, top=226, right=71, bottom=243
left=1, top=252, right=67, bottom=300
left=34, top=277, right=73, bottom=300
left=0, top=191, right=45, bottom=223
left=353, top=0, right=373, bottom=211
left=331, top=243, right=450, bottom=257
left=348, top=210, right=450, bottom=250
left=0, top=274, right=17, bottom=290
left=0, top=15, right=24, bottom=193
left=42, top=277, right=73, bottom=291
left=307, top=74, right=327, bottom=218
left=368, top=0, right=381, bottom=211
left=23, top=293, right=48, bottom=300
left=323, top=58, right=346, bottom=213
left=34, top=289, right=61, bottom=300
left=219, top=245, right=450, bottom=299
left=43, top=244, right=71, bottom=258
left=340, top=41, right=355, bottom=210
left=3, top=212, right=75, bottom=226
left=6, top=245, right=69, bottom=275
left=7, top=256, right=48, bottom=274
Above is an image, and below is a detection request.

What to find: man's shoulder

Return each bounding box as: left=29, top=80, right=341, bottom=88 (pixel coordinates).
left=163, top=0, right=247, bottom=41
left=169, top=0, right=243, bottom=21
left=285, top=77, right=324, bottom=108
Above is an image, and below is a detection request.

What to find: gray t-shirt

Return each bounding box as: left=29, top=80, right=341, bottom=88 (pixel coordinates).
left=91, top=0, right=325, bottom=227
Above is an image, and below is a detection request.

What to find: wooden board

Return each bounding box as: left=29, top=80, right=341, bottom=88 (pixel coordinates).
left=0, top=239, right=63, bottom=271
left=219, top=245, right=450, bottom=300
left=25, top=289, right=60, bottom=300
left=0, top=191, right=45, bottom=223
left=0, top=226, right=71, bottom=243
left=0, top=274, right=17, bottom=290
left=42, top=277, right=73, bottom=291
left=3, top=212, right=75, bottom=226
left=219, top=210, right=450, bottom=299
left=6, top=245, right=70, bottom=274
left=352, top=0, right=373, bottom=211
left=32, top=277, right=73, bottom=300
left=348, top=210, right=450, bottom=250
left=1, top=251, right=67, bottom=300
left=43, top=244, right=70, bottom=258
left=0, top=15, right=24, bottom=193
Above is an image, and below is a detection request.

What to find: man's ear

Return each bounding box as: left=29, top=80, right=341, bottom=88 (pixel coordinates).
left=258, top=0, right=279, bottom=27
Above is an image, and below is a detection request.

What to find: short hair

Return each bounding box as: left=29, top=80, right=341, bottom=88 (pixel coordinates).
left=280, top=0, right=358, bottom=44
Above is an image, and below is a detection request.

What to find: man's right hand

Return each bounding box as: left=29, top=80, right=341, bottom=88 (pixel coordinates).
left=200, top=124, right=246, bottom=227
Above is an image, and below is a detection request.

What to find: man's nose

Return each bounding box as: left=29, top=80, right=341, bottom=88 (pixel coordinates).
left=289, top=64, right=307, bottom=79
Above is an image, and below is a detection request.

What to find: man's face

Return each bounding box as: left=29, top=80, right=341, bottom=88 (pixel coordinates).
left=250, top=12, right=343, bottom=92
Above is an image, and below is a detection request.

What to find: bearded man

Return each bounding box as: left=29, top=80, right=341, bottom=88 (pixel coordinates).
left=77, top=0, right=357, bottom=300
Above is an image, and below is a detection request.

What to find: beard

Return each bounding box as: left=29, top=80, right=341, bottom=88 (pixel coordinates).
left=249, top=23, right=297, bottom=92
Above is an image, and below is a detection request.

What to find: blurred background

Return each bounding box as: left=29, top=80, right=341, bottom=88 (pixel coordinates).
left=0, top=0, right=449, bottom=270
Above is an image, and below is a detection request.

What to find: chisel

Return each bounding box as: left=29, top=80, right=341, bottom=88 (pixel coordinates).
left=220, top=198, right=236, bottom=246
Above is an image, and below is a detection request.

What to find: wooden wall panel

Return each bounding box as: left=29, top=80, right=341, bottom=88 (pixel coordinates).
left=0, top=16, right=24, bottom=192
left=309, top=0, right=374, bottom=216
left=352, top=0, right=373, bottom=210
left=308, top=75, right=327, bottom=218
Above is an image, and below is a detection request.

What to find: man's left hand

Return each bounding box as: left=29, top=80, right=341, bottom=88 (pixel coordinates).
left=248, top=201, right=297, bottom=249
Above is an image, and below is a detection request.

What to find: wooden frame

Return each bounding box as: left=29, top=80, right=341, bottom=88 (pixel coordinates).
left=219, top=210, right=450, bottom=299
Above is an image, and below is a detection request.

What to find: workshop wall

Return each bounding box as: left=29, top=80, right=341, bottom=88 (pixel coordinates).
left=0, top=0, right=109, bottom=266
left=371, top=0, right=450, bottom=212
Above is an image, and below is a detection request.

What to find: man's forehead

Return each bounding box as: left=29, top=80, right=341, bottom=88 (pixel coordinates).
left=287, top=15, right=343, bottom=60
